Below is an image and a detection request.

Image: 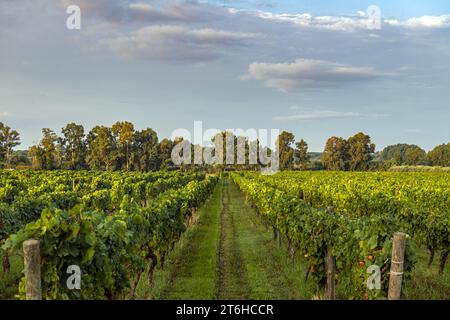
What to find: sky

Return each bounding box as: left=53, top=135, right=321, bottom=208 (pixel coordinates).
left=0, top=0, right=449, bottom=152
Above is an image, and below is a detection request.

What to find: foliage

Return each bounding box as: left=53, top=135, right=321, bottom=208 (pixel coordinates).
left=231, top=171, right=449, bottom=299
left=0, top=170, right=218, bottom=299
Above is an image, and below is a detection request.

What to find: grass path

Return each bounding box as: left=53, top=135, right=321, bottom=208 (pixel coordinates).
left=213, top=179, right=250, bottom=299
left=138, top=180, right=223, bottom=299
left=144, top=179, right=314, bottom=300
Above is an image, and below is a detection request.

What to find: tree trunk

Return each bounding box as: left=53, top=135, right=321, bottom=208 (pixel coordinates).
left=428, top=248, right=435, bottom=267
left=130, top=270, right=142, bottom=299
left=288, top=239, right=296, bottom=260
left=439, top=249, right=449, bottom=275
left=147, top=252, right=158, bottom=287
left=160, top=253, right=166, bottom=270
left=2, top=254, right=10, bottom=273
left=304, top=265, right=312, bottom=282
left=277, top=229, right=282, bottom=247
left=325, top=248, right=336, bottom=300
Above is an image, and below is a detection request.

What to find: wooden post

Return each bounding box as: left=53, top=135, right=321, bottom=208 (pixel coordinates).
left=23, top=239, right=42, bottom=300
left=388, top=232, right=406, bottom=300
left=325, top=206, right=336, bottom=300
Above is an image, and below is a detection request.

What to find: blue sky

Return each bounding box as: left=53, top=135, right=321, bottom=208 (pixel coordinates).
left=0, top=0, right=449, bottom=152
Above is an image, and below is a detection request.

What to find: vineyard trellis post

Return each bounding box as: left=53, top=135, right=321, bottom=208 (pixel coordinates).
left=325, top=206, right=336, bottom=300
left=23, top=239, right=42, bottom=300
left=388, top=232, right=406, bottom=300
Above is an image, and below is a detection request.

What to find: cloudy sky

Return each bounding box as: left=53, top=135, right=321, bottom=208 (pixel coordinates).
left=0, top=0, right=449, bottom=151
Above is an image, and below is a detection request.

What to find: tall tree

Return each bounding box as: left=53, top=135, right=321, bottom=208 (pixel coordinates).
left=277, top=131, right=295, bottom=170
left=112, top=121, right=135, bottom=171
left=380, top=143, right=427, bottom=165
left=404, top=147, right=428, bottom=165
left=131, top=128, right=159, bottom=171
left=0, top=122, right=21, bottom=166
left=29, top=128, right=59, bottom=170
left=61, top=123, right=86, bottom=169
left=322, top=136, right=348, bottom=171
left=295, top=139, right=310, bottom=169
left=428, top=143, right=450, bottom=166
left=157, top=138, right=174, bottom=170
left=347, top=132, right=376, bottom=171
left=86, top=126, right=118, bottom=171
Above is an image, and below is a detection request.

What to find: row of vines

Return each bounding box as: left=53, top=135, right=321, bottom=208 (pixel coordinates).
left=0, top=170, right=218, bottom=299
left=231, top=171, right=449, bottom=299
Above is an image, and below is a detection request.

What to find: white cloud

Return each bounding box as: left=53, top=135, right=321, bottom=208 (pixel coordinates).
left=274, top=110, right=390, bottom=121
left=256, top=12, right=371, bottom=31
left=106, top=25, right=258, bottom=61
left=256, top=11, right=450, bottom=31
left=244, top=59, right=381, bottom=92
left=386, top=15, right=450, bottom=28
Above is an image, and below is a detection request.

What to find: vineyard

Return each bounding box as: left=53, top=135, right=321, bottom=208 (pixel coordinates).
left=0, top=170, right=449, bottom=300
left=231, top=171, right=450, bottom=299
left=0, top=170, right=218, bottom=299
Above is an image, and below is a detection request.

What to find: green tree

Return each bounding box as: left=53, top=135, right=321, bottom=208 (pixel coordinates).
left=61, top=123, right=86, bottom=169
left=86, top=126, right=118, bottom=171
left=427, top=143, right=450, bottom=166
left=404, top=147, right=428, bottom=165
left=347, top=132, right=376, bottom=171
left=277, top=131, right=295, bottom=170
left=380, top=144, right=426, bottom=165
left=322, top=136, right=348, bottom=171
left=29, top=128, right=59, bottom=170
left=112, top=121, right=135, bottom=171
left=295, top=139, right=310, bottom=169
left=131, top=128, right=159, bottom=171
left=158, top=138, right=174, bottom=170
left=0, top=122, right=21, bottom=166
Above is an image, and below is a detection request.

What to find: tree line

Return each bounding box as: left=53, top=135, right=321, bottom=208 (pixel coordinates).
left=0, top=121, right=449, bottom=171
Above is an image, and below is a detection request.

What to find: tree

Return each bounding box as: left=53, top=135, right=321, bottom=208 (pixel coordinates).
left=404, top=147, right=428, bottom=165
left=322, top=136, right=348, bottom=171
left=347, top=132, right=376, bottom=171
left=86, top=126, right=118, bottom=171
left=29, top=128, right=59, bottom=170
left=380, top=144, right=426, bottom=165
left=0, top=122, right=21, bottom=166
left=428, top=143, right=450, bottom=166
left=157, top=138, right=174, bottom=170
left=112, top=121, right=135, bottom=171
left=131, top=128, right=159, bottom=171
left=61, top=123, right=86, bottom=169
left=277, top=131, right=295, bottom=170
left=295, top=139, right=310, bottom=169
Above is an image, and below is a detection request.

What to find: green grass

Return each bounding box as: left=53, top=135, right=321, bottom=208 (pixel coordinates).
left=213, top=179, right=250, bottom=299
left=0, top=253, right=22, bottom=300
left=136, top=181, right=223, bottom=300
left=226, top=179, right=316, bottom=299
left=404, top=248, right=450, bottom=299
